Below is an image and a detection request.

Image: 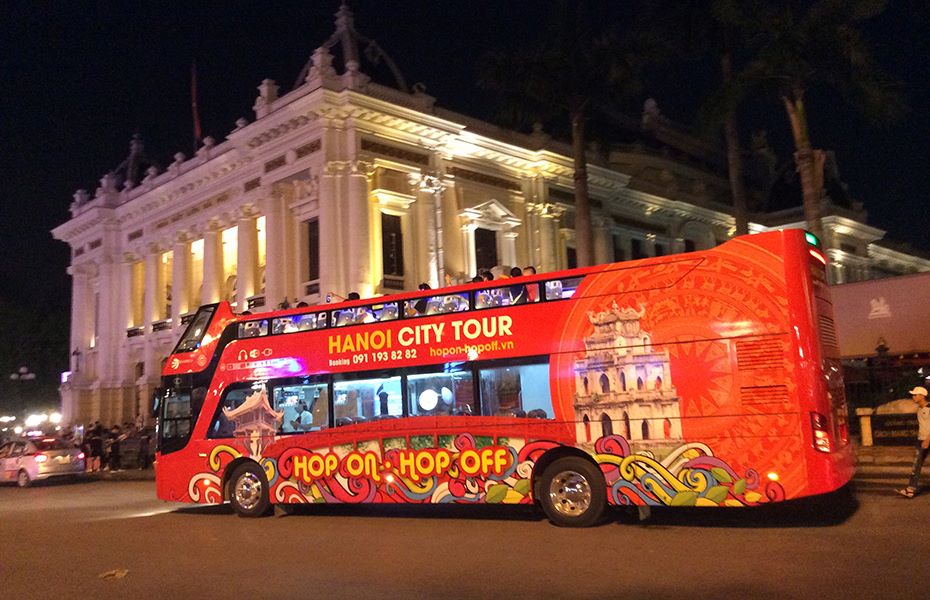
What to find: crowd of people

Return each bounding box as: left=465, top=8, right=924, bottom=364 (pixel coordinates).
left=64, top=417, right=152, bottom=472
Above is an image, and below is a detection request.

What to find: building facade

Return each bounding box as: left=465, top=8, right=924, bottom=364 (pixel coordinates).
left=51, top=5, right=930, bottom=426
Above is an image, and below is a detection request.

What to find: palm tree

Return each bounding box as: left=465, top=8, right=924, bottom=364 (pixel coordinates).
left=478, top=1, right=647, bottom=267
left=652, top=0, right=765, bottom=236
left=739, top=0, right=904, bottom=240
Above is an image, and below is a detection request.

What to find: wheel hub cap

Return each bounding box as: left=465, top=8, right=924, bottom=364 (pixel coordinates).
left=234, top=472, right=263, bottom=511
left=549, top=470, right=591, bottom=516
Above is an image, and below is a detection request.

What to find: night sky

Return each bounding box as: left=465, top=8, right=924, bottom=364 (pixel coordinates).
left=1, top=0, right=928, bottom=309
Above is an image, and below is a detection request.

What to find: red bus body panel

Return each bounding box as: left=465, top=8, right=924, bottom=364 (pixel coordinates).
left=157, top=230, right=854, bottom=509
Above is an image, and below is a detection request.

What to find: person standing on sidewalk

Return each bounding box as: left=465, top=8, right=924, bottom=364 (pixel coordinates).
left=897, top=386, right=930, bottom=498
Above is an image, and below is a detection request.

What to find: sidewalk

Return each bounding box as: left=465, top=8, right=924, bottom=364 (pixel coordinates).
left=853, top=443, right=916, bottom=466
left=93, top=467, right=155, bottom=481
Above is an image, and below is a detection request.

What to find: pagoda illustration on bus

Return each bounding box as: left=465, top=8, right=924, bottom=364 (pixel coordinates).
left=573, top=303, right=681, bottom=446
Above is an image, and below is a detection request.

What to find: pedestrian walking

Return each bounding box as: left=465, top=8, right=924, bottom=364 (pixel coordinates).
left=897, top=386, right=930, bottom=498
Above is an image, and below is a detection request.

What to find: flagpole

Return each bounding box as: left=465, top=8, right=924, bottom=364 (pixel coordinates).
left=191, top=61, right=203, bottom=153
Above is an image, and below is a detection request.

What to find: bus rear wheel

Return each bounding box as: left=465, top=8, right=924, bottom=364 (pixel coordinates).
left=228, top=462, right=270, bottom=518
left=538, top=457, right=606, bottom=527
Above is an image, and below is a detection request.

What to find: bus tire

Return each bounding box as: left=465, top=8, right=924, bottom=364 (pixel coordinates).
left=538, top=456, right=606, bottom=527
left=228, top=462, right=270, bottom=518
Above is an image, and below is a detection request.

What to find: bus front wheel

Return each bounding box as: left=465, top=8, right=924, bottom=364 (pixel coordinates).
left=228, top=462, right=270, bottom=517
left=538, top=457, right=606, bottom=527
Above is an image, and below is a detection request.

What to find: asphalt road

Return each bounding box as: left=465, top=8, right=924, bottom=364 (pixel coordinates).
left=1, top=469, right=928, bottom=599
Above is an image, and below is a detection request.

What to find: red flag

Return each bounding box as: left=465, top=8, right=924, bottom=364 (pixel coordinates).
left=191, top=61, right=203, bottom=144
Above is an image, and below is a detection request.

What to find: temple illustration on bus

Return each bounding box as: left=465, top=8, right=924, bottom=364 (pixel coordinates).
left=573, top=303, right=681, bottom=445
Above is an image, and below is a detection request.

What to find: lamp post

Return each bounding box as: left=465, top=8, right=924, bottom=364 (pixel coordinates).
left=408, top=170, right=447, bottom=288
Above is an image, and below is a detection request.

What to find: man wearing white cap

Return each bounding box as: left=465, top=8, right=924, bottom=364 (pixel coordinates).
left=897, top=386, right=930, bottom=498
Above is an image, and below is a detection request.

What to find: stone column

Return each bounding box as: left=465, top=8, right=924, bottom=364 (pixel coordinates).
left=461, top=223, right=477, bottom=278
left=347, top=162, right=372, bottom=296
left=593, top=218, right=611, bottom=265
left=68, top=265, right=89, bottom=356
left=857, top=408, right=874, bottom=447
left=415, top=187, right=438, bottom=287
left=237, top=213, right=258, bottom=309
left=119, top=256, right=135, bottom=330
left=319, top=165, right=344, bottom=300
left=171, top=237, right=191, bottom=324
left=502, top=231, right=518, bottom=269
left=201, top=225, right=222, bottom=304
left=98, top=257, right=121, bottom=385
left=643, top=235, right=657, bottom=258
left=539, top=210, right=557, bottom=273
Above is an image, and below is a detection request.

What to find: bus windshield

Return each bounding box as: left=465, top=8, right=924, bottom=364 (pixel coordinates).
left=174, top=305, right=217, bottom=353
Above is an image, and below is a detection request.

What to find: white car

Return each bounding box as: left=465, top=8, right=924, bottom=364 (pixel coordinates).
left=0, top=438, right=86, bottom=487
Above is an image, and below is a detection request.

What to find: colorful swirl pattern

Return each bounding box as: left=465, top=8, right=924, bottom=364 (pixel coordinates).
left=184, top=433, right=784, bottom=509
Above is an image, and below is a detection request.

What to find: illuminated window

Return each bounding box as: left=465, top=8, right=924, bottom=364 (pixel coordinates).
left=159, top=251, right=173, bottom=320
left=256, top=216, right=266, bottom=288
left=222, top=226, right=238, bottom=305
left=333, top=373, right=402, bottom=424
left=274, top=381, right=330, bottom=434
left=479, top=361, right=552, bottom=418
left=408, top=366, right=472, bottom=417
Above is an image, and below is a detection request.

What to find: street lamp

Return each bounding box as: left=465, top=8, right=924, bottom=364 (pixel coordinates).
left=9, top=366, right=36, bottom=414
left=408, top=170, right=447, bottom=288
left=10, top=366, right=36, bottom=382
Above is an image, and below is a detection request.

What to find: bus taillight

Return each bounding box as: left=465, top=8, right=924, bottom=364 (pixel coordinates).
left=808, top=248, right=827, bottom=266
left=811, top=412, right=832, bottom=453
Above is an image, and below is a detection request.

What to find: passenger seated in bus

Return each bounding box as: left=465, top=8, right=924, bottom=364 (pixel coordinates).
left=413, top=283, right=431, bottom=314
left=335, top=310, right=356, bottom=327
left=440, top=294, right=466, bottom=313
left=425, top=298, right=443, bottom=315
left=527, top=408, right=548, bottom=419
left=452, top=402, right=474, bottom=416
left=498, top=408, right=526, bottom=418
left=508, top=267, right=528, bottom=305
left=290, top=400, right=313, bottom=431
left=523, top=267, right=539, bottom=302
left=379, top=304, right=399, bottom=321
left=356, top=306, right=376, bottom=324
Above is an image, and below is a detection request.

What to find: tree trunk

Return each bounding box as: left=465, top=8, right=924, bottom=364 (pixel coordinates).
left=721, top=53, right=749, bottom=236
left=782, top=92, right=824, bottom=241
left=571, top=110, right=593, bottom=267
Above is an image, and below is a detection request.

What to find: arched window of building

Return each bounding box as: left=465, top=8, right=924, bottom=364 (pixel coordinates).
left=620, top=372, right=626, bottom=391
left=583, top=376, right=589, bottom=394
left=654, top=376, right=662, bottom=390
left=600, top=373, right=610, bottom=393
left=663, top=418, right=672, bottom=439
left=601, top=414, right=613, bottom=437
left=583, top=414, right=591, bottom=442
left=622, top=412, right=630, bottom=438
left=636, top=377, right=644, bottom=391
left=641, top=420, right=650, bottom=440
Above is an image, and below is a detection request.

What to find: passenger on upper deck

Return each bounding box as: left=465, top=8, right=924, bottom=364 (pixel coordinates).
left=508, top=267, right=528, bottom=305
left=413, top=283, right=431, bottom=315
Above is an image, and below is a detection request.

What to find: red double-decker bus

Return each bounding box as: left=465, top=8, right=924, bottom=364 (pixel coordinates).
left=154, top=229, right=853, bottom=526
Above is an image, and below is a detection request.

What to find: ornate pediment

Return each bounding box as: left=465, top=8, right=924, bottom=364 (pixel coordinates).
left=460, top=199, right=521, bottom=230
